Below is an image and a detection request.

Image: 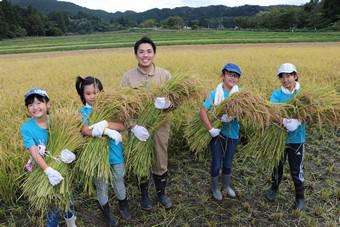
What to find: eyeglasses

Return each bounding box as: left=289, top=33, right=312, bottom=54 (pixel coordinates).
left=223, top=71, right=240, bottom=78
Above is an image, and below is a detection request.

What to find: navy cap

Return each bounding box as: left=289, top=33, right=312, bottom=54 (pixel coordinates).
left=222, top=63, right=241, bottom=76
left=24, top=88, right=49, bottom=102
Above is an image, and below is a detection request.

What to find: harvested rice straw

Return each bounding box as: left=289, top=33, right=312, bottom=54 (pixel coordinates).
left=184, top=112, right=222, bottom=156
left=125, top=73, right=201, bottom=178
left=21, top=107, right=83, bottom=219
left=73, top=94, right=113, bottom=195
left=125, top=103, right=168, bottom=178
left=98, top=88, right=154, bottom=123
left=185, top=90, right=275, bottom=156
left=239, top=123, right=287, bottom=171
left=217, top=91, right=274, bottom=130
left=278, top=87, right=340, bottom=128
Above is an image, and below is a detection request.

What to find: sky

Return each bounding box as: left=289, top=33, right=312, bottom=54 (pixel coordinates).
left=63, top=0, right=311, bottom=13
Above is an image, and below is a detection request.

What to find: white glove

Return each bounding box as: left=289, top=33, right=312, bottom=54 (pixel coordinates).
left=283, top=118, right=301, bottom=132
left=37, top=144, right=46, bottom=156
left=44, top=167, right=64, bottom=186
left=90, top=120, right=108, bottom=137
left=104, top=128, right=122, bottom=145
left=154, top=97, right=171, bottom=109
left=131, top=125, right=150, bottom=142
left=59, top=149, right=76, bottom=164
left=221, top=114, right=233, bottom=123
left=209, top=128, right=221, bottom=137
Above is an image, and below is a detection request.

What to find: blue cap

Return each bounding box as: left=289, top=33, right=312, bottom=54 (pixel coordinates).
left=24, top=88, right=49, bottom=101
left=222, top=63, right=241, bottom=76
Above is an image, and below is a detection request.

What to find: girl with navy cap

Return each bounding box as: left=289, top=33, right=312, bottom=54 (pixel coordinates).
left=20, top=88, right=77, bottom=227
left=199, top=63, right=242, bottom=201
left=265, top=63, right=306, bottom=210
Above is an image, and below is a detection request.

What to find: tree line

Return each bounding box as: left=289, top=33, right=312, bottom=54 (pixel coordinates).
left=0, top=0, right=111, bottom=39
left=1, top=0, right=339, bottom=40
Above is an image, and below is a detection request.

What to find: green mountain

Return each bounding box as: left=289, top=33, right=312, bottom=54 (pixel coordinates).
left=10, top=0, right=267, bottom=23
left=9, top=0, right=113, bottom=21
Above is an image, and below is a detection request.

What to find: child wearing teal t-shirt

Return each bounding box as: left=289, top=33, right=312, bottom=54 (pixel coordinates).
left=265, top=63, right=306, bottom=210
left=75, top=76, right=131, bottom=226
left=200, top=63, right=242, bottom=201
left=20, top=88, right=76, bottom=227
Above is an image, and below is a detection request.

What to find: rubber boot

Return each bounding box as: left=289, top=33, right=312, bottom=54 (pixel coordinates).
left=222, top=174, right=236, bottom=197
left=118, top=197, right=132, bottom=220
left=265, top=186, right=278, bottom=202
left=153, top=173, right=172, bottom=208
left=294, top=184, right=305, bottom=210
left=139, top=179, right=153, bottom=210
left=211, top=176, right=222, bottom=201
left=64, top=214, right=76, bottom=227
left=99, top=202, right=118, bottom=227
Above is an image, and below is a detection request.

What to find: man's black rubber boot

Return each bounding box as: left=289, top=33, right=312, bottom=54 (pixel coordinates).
left=99, top=202, right=119, bottom=227
left=140, top=180, right=153, bottom=210
left=153, top=172, right=173, bottom=208
left=118, top=197, right=132, bottom=220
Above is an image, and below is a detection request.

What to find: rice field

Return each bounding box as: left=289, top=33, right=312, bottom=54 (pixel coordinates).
left=0, top=42, right=339, bottom=226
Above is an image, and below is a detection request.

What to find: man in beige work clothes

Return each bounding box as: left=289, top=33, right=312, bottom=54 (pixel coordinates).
left=121, top=36, right=173, bottom=210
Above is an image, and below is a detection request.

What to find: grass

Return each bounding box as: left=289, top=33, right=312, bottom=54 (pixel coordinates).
left=0, top=42, right=339, bottom=225
left=1, top=30, right=340, bottom=54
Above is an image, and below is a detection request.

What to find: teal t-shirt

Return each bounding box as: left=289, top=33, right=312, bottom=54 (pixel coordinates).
left=270, top=88, right=306, bottom=144
left=20, top=118, right=48, bottom=150
left=79, top=106, right=124, bottom=165
left=203, top=89, right=240, bottom=139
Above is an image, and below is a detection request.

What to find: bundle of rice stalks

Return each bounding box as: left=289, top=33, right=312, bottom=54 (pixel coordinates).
left=217, top=91, right=275, bottom=130
left=276, top=87, right=340, bottom=128
left=125, top=73, right=202, bottom=178
left=185, top=90, right=275, bottom=156
left=21, top=107, right=84, bottom=218
left=96, top=88, right=154, bottom=123
left=125, top=103, right=168, bottom=178
left=184, top=112, right=222, bottom=157
left=73, top=99, right=112, bottom=195
left=239, top=123, right=287, bottom=171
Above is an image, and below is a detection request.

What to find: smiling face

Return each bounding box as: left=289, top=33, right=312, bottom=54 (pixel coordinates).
left=27, top=97, right=49, bottom=119
left=221, top=71, right=240, bottom=90
left=135, top=43, right=155, bottom=68
left=83, top=84, right=99, bottom=106
left=279, top=73, right=297, bottom=91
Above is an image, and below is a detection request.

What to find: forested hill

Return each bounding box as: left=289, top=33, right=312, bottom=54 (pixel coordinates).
left=10, top=0, right=267, bottom=22
left=9, top=0, right=113, bottom=21
left=2, top=0, right=339, bottom=40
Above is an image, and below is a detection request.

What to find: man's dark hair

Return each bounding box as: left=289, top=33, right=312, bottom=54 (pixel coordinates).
left=134, top=36, right=156, bottom=55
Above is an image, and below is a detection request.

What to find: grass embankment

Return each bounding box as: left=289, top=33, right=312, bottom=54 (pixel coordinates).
left=1, top=30, right=340, bottom=54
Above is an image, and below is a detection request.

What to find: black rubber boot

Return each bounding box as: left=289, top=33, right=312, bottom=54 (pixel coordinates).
left=294, top=184, right=305, bottom=210
left=99, top=202, right=118, bottom=227
left=139, top=179, right=153, bottom=210
left=118, top=197, right=132, bottom=220
left=153, top=172, right=172, bottom=208
left=265, top=187, right=278, bottom=202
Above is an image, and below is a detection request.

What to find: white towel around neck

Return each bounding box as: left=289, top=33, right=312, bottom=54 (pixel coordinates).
left=213, top=83, right=239, bottom=106
left=85, top=103, right=93, bottom=108
left=281, top=82, right=300, bottom=95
